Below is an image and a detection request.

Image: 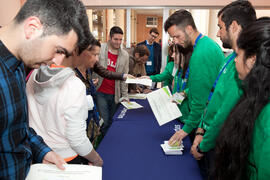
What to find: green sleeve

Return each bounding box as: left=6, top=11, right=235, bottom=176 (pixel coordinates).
left=182, top=45, right=224, bottom=134
left=183, top=88, right=189, bottom=96
left=150, top=61, right=174, bottom=83
left=199, top=83, right=242, bottom=152
left=257, top=133, right=270, bottom=180
left=198, top=118, right=203, bottom=129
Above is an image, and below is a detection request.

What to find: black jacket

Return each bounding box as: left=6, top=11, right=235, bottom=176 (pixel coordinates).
left=137, top=40, right=161, bottom=75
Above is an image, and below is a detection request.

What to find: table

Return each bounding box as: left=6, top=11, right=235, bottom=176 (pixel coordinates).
left=97, top=99, right=202, bottom=180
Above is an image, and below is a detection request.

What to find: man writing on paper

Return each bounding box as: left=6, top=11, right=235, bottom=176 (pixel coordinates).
left=129, top=45, right=151, bottom=93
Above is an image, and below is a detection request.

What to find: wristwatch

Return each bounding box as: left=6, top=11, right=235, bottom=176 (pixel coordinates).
left=195, top=132, right=204, bottom=136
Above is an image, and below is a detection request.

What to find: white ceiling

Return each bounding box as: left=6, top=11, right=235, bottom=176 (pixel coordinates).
left=135, top=9, right=163, bottom=16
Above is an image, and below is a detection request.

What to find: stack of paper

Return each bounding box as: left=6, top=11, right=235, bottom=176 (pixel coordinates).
left=128, top=93, right=147, bottom=99
left=121, top=101, right=143, bottom=109
left=160, top=141, right=184, bottom=155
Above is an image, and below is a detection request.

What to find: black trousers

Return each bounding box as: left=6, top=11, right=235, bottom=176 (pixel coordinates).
left=198, top=149, right=215, bottom=180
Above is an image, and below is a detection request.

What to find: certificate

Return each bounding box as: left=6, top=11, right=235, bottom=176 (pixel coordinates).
left=125, top=78, right=152, bottom=87
left=26, top=164, right=102, bottom=180
left=147, top=86, right=182, bottom=126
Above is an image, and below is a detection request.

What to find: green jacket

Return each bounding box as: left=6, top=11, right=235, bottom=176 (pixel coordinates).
left=248, top=102, right=270, bottom=180
left=198, top=53, right=243, bottom=152
left=182, top=36, right=225, bottom=134
left=150, top=61, right=174, bottom=87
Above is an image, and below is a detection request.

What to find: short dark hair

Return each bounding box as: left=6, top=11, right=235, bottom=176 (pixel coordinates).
left=109, top=26, right=123, bottom=38
left=15, top=0, right=93, bottom=54
left=150, top=28, right=159, bottom=35
left=133, top=45, right=150, bottom=57
left=218, top=0, right=256, bottom=30
left=164, top=9, right=197, bottom=32
left=89, top=39, right=101, bottom=51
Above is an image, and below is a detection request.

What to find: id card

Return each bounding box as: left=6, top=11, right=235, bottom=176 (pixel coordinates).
left=172, top=92, right=185, bottom=104
left=146, top=61, right=152, bottom=66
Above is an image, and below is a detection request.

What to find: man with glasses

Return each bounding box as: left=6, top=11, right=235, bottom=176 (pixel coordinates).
left=138, top=28, right=161, bottom=78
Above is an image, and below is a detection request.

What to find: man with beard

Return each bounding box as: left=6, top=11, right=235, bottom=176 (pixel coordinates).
left=190, top=1, right=256, bottom=178
left=164, top=10, right=224, bottom=148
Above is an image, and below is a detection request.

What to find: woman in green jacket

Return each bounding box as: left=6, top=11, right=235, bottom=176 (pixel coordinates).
left=213, top=19, right=270, bottom=180
left=145, top=44, right=192, bottom=121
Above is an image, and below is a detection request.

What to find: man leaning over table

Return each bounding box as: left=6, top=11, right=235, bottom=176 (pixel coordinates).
left=0, top=0, right=91, bottom=179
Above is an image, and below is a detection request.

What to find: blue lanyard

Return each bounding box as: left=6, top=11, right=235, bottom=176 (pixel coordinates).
left=175, top=33, right=200, bottom=93
left=176, top=67, right=190, bottom=92
left=207, top=53, right=236, bottom=103
left=193, top=33, right=202, bottom=48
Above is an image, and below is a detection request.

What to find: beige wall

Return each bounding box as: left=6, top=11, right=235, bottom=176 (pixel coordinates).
left=0, top=0, right=21, bottom=26
left=83, top=0, right=270, bottom=8
left=257, top=10, right=270, bottom=18
left=136, top=14, right=163, bottom=44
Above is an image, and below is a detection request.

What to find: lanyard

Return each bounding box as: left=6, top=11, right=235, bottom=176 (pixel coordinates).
left=207, top=53, right=236, bottom=103
left=176, top=67, right=190, bottom=92
left=193, top=33, right=202, bottom=48
left=175, top=33, right=200, bottom=93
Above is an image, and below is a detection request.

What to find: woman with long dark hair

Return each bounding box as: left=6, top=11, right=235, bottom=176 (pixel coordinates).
left=212, top=19, right=270, bottom=180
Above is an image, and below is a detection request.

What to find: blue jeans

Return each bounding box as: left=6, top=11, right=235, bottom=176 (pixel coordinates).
left=96, top=92, right=117, bottom=135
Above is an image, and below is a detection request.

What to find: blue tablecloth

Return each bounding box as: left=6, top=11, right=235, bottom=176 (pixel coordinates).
left=97, top=99, right=202, bottom=180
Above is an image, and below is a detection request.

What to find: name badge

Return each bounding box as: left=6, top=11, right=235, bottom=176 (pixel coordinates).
left=146, top=61, right=152, bottom=66
left=172, top=92, right=185, bottom=104
left=86, top=95, right=94, bottom=110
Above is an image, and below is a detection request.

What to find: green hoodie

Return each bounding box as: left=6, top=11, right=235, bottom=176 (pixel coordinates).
left=198, top=53, right=243, bottom=152
left=150, top=60, right=174, bottom=87
left=182, top=36, right=225, bottom=134
left=248, top=102, right=270, bottom=180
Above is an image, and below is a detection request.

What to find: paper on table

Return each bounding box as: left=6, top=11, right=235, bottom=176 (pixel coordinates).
left=26, top=164, right=102, bottom=180
left=121, top=101, right=143, bottom=109
left=125, top=78, right=152, bottom=87
left=128, top=93, right=147, bottom=99
left=147, top=86, right=182, bottom=126
left=160, top=141, right=184, bottom=155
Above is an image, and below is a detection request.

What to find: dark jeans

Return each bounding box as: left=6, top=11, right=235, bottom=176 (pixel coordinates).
left=198, top=149, right=215, bottom=180
left=96, top=92, right=117, bottom=135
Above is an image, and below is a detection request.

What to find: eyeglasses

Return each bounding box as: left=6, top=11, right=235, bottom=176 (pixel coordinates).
left=150, top=33, right=158, bottom=39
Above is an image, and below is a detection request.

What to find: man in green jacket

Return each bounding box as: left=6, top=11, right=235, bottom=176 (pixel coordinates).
left=165, top=10, right=225, bottom=145
left=190, top=0, right=256, bottom=178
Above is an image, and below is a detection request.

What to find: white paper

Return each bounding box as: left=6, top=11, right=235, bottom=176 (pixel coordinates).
left=121, top=101, right=143, bottom=109
left=161, top=141, right=184, bottom=155
left=128, top=93, right=147, bottom=99
left=26, top=164, right=102, bottom=180
left=147, top=86, right=182, bottom=126
left=125, top=78, right=152, bottom=87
